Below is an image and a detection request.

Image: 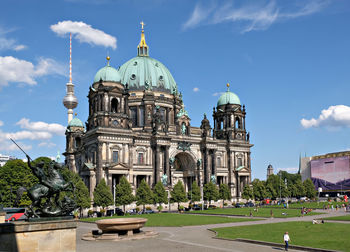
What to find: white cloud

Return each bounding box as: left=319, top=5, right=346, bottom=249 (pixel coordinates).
left=213, top=92, right=224, bottom=96
left=0, top=121, right=3, bottom=127
left=193, top=87, right=200, bottom=92
left=51, top=20, right=117, bottom=49
left=38, top=142, right=57, bottom=148
left=0, top=56, right=65, bottom=87
left=301, top=105, right=350, bottom=129
left=5, top=131, right=52, bottom=140
left=183, top=3, right=215, bottom=30
left=0, top=118, right=65, bottom=152
left=279, top=167, right=299, bottom=173
left=183, top=0, right=329, bottom=33
left=16, top=118, right=66, bottom=135
left=0, top=27, right=27, bottom=52
left=0, top=137, right=32, bottom=152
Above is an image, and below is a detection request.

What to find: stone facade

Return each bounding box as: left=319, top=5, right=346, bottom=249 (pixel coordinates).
left=64, top=28, right=253, bottom=202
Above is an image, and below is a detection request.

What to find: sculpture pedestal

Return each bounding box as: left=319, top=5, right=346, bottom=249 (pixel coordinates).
left=0, top=219, right=77, bottom=252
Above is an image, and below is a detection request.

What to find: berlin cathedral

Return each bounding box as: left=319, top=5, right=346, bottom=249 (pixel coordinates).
left=63, top=24, right=253, bottom=202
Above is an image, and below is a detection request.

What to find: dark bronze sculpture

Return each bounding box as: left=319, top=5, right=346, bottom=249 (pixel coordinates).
left=11, top=139, right=76, bottom=218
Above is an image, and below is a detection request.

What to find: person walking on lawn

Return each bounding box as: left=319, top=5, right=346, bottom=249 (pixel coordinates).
left=284, top=231, right=291, bottom=251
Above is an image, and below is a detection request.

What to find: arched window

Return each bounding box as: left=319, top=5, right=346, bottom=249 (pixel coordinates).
left=139, top=107, right=145, bottom=126
left=75, top=137, right=81, bottom=148
left=111, top=98, right=118, bottom=113
left=130, top=107, right=137, bottom=127
left=138, top=153, right=144, bottom=164
left=235, top=117, right=241, bottom=129
left=217, top=157, right=221, bottom=167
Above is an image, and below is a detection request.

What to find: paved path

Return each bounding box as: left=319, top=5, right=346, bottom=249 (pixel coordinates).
left=77, top=210, right=349, bottom=252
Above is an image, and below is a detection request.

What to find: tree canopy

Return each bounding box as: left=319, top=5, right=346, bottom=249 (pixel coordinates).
left=93, top=178, right=113, bottom=210
left=203, top=182, right=219, bottom=204
left=188, top=181, right=201, bottom=202
left=0, top=159, right=37, bottom=207
left=115, top=176, right=134, bottom=212
left=219, top=183, right=231, bottom=207
left=153, top=181, right=168, bottom=206
left=242, top=184, right=253, bottom=200
left=136, top=179, right=153, bottom=210
left=171, top=180, right=187, bottom=208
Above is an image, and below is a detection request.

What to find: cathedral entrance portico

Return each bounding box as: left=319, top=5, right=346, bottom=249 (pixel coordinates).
left=173, top=152, right=197, bottom=192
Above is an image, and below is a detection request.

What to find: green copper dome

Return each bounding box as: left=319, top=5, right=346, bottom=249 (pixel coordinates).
left=93, top=58, right=121, bottom=83
left=118, top=56, right=177, bottom=94
left=68, top=117, right=84, bottom=128
left=217, top=86, right=241, bottom=106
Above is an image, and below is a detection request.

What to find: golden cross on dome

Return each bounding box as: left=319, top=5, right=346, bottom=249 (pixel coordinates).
left=140, top=21, right=145, bottom=30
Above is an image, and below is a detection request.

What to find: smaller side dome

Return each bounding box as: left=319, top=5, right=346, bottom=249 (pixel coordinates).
left=93, top=57, right=121, bottom=83
left=217, top=83, right=241, bottom=106
left=68, top=117, right=84, bottom=128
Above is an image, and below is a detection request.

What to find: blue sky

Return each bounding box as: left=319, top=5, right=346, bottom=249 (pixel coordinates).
left=0, top=0, right=350, bottom=180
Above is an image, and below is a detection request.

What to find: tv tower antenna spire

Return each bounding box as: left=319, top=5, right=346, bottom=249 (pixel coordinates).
left=63, top=33, right=78, bottom=123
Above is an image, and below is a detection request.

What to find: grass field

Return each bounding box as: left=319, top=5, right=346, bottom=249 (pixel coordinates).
left=191, top=207, right=323, bottom=218
left=80, top=213, right=260, bottom=227
left=264, top=201, right=348, bottom=209
left=212, top=222, right=350, bottom=252
left=322, top=214, right=350, bottom=221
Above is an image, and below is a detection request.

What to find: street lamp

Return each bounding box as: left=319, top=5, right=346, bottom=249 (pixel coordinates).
left=113, top=178, right=116, bottom=215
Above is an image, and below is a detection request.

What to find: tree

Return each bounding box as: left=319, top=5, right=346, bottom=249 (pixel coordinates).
left=153, top=181, right=167, bottom=210
left=136, top=179, right=153, bottom=210
left=219, top=183, right=231, bottom=207
left=115, top=176, right=134, bottom=213
left=265, top=183, right=277, bottom=199
left=0, top=159, right=37, bottom=207
left=61, top=168, right=91, bottom=216
left=188, top=181, right=201, bottom=202
left=170, top=180, right=187, bottom=209
left=203, top=182, right=219, bottom=204
left=303, top=178, right=316, bottom=199
left=252, top=179, right=267, bottom=201
left=93, top=179, right=113, bottom=214
left=294, top=179, right=305, bottom=198
left=242, top=184, right=253, bottom=200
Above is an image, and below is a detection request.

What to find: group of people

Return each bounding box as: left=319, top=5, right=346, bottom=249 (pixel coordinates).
left=323, top=203, right=348, bottom=212
left=300, top=207, right=312, bottom=216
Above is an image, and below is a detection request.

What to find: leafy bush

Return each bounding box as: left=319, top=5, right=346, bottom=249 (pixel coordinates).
left=136, top=207, right=140, bottom=212
left=100, top=209, right=106, bottom=216
left=88, top=209, right=93, bottom=217
left=178, top=205, right=184, bottom=211
left=146, top=206, right=152, bottom=210
left=157, top=205, right=163, bottom=212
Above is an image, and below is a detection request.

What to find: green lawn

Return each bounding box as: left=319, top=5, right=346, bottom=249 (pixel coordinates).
left=212, top=222, right=350, bottom=252
left=322, top=214, right=350, bottom=221
left=264, top=201, right=348, bottom=209
left=191, top=207, right=322, bottom=218
left=80, top=213, right=260, bottom=227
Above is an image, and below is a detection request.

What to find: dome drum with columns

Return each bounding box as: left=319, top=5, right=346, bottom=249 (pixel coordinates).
left=64, top=23, right=253, bottom=204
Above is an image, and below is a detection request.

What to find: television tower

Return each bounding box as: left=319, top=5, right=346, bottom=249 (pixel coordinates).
left=63, top=33, right=78, bottom=123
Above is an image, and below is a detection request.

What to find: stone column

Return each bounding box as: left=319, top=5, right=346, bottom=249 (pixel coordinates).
left=204, top=148, right=209, bottom=184
left=97, top=143, right=103, bottom=182
left=212, top=150, right=217, bottom=177
left=89, top=171, right=96, bottom=201
left=155, top=145, right=161, bottom=185
left=104, top=93, right=108, bottom=112
left=165, top=146, right=170, bottom=184
left=237, top=175, right=241, bottom=199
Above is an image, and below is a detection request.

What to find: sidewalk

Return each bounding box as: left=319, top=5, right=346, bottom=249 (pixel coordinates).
left=76, top=209, right=349, bottom=252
